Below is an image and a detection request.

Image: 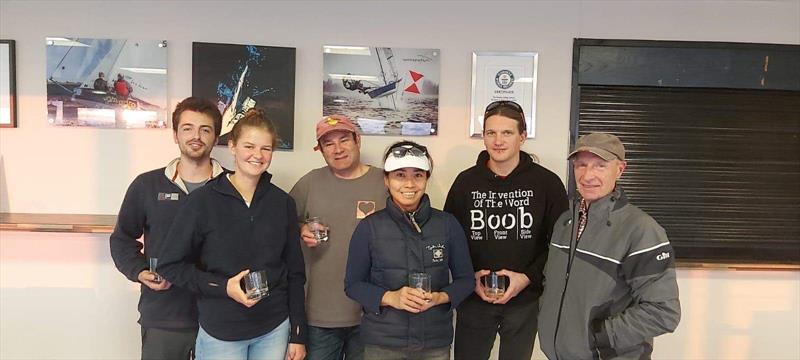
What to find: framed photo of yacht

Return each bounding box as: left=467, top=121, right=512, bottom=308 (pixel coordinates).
left=0, top=40, right=16, bottom=128
left=323, top=45, right=440, bottom=136
left=45, top=37, right=168, bottom=128
left=470, top=51, right=538, bottom=138
left=192, top=42, right=296, bottom=149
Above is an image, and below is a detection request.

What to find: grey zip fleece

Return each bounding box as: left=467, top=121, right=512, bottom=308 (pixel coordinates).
left=538, top=187, right=680, bottom=360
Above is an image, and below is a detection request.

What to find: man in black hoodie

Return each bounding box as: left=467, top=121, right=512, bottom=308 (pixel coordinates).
left=110, top=97, right=225, bottom=359
left=445, top=101, right=568, bottom=360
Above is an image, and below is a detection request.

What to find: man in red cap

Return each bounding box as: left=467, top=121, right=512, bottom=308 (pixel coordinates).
left=289, top=115, right=387, bottom=360
left=538, top=132, right=681, bottom=360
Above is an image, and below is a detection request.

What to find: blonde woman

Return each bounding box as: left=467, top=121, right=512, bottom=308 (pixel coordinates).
left=159, top=109, right=307, bottom=359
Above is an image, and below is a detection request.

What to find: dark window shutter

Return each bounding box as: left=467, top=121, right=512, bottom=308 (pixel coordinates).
left=576, top=85, right=800, bottom=264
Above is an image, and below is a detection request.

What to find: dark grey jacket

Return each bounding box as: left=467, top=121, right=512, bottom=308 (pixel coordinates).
left=538, top=188, right=680, bottom=360
left=110, top=158, right=225, bottom=329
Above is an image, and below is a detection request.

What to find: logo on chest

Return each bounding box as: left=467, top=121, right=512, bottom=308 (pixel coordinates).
left=356, top=201, right=376, bottom=219
left=158, top=192, right=180, bottom=201
left=426, top=243, right=446, bottom=263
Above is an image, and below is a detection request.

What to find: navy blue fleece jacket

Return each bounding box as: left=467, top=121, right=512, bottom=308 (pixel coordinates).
left=157, top=172, right=307, bottom=343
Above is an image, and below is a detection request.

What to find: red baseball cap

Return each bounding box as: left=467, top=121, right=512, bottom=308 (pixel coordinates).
left=314, top=115, right=359, bottom=151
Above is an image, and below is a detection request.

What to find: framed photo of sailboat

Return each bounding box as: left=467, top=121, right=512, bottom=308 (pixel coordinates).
left=0, top=40, right=16, bottom=128
left=192, top=42, right=296, bottom=149
left=45, top=37, right=168, bottom=128
left=323, top=45, right=440, bottom=136
left=470, top=52, right=538, bottom=138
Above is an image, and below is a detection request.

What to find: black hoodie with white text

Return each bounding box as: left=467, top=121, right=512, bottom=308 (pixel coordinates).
left=444, top=151, right=568, bottom=304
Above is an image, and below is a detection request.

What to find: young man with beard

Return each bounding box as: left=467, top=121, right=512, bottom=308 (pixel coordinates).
left=289, top=115, right=387, bottom=360
left=445, top=101, right=568, bottom=360
left=110, top=97, right=225, bottom=359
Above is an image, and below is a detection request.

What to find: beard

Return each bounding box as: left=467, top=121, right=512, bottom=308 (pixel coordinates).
left=180, top=142, right=212, bottom=161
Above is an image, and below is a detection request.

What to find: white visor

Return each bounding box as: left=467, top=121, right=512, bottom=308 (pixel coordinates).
left=384, top=153, right=431, bottom=172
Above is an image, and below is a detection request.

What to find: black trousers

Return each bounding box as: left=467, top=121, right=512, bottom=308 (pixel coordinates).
left=454, top=295, right=539, bottom=360
left=141, top=326, right=198, bottom=360
left=364, top=345, right=450, bottom=360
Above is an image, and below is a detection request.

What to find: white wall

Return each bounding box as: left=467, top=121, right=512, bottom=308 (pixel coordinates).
left=1, top=1, right=798, bottom=359
left=2, top=230, right=799, bottom=360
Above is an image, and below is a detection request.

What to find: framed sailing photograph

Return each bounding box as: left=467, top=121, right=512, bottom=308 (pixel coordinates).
left=193, top=42, right=296, bottom=149
left=0, top=40, right=16, bottom=128
left=470, top=51, right=538, bottom=138
left=323, top=45, right=440, bottom=136
left=45, top=37, right=168, bottom=128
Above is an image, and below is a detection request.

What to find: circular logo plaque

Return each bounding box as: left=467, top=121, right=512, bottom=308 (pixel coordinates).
left=495, top=70, right=515, bottom=89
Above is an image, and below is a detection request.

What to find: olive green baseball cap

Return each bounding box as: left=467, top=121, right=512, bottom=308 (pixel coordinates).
left=568, top=132, right=625, bottom=161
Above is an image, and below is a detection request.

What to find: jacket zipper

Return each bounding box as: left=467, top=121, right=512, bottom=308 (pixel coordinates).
left=406, top=211, right=422, bottom=233
left=552, top=200, right=581, bottom=360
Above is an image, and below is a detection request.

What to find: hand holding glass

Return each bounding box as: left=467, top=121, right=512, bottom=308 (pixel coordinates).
left=244, top=270, right=269, bottom=301
left=482, top=272, right=506, bottom=299
left=306, top=217, right=329, bottom=244
left=149, top=257, right=162, bottom=283
left=409, top=272, right=432, bottom=302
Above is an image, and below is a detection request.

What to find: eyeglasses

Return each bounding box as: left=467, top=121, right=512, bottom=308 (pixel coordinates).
left=390, top=145, right=427, bottom=158
left=484, top=100, right=524, bottom=116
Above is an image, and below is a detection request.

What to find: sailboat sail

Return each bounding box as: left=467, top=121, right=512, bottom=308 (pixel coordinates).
left=107, top=41, right=167, bottom=109
left=46, top=37, right=168, bottom=128
left=366, top=47, right=401, bottom=103
left=377, top=47, right=388, bottom=85
left=382, top=48, right=399, bottom=82
left=78, top=39, right=126, bottom=89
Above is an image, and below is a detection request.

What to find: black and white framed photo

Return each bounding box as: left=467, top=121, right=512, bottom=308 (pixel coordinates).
left=0, top=39, right=16, bottom=128
left=470, top=51, right=538, bottom=138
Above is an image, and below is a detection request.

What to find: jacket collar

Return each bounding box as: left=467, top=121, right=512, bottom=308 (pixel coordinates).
left=164, top=157, right=225, bottom=194
left=476, top=150, right=534, bottom=180
left=211, top=171, right=274, bottom=203
left=571, top=186, right=629, bottom=223
left=386, top=194, right=432, bottom=233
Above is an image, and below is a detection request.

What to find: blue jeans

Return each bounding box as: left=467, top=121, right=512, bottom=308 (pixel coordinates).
left=307, top=325, right=363, bottom=360
left=196, top=317, right=289, bottom=360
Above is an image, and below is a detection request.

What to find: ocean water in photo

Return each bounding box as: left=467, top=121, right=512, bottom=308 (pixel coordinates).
left=323, top=92, right=439, bottom=136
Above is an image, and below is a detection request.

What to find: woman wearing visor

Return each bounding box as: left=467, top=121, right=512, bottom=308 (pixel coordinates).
left=345, top=140, right=474, bottom=359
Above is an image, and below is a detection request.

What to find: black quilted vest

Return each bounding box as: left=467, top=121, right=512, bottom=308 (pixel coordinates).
left=360, top=195, right=455, bottom=350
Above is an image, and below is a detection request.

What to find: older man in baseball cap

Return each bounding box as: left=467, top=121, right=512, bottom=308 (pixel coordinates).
left=289, top=115, right=387, bottom=360
left=538, top=132, right=681, bottom=360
